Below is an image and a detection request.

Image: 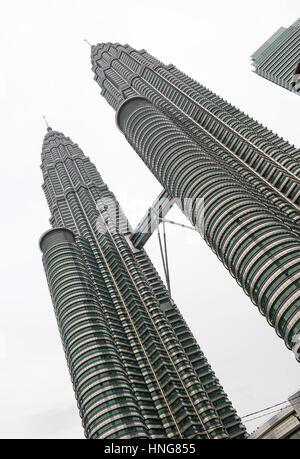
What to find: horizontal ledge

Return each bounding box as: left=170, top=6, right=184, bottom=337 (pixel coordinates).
left=39, top=227, right=76, bottom=253
left=115, top=96, right=151, bottom=132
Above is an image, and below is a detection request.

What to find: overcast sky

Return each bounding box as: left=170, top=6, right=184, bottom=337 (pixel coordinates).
left=0, top=0, right=299, bottom=439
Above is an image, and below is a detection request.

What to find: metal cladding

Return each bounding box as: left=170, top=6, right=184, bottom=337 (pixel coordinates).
left=40, top=128, right=246, bottom=438
left=91, top=43, right=300, bottom=355
left=251, top=18, right=300, bottom=95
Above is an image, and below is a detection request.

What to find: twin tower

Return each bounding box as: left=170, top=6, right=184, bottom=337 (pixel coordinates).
left=39, top=43, right=300, bottom=439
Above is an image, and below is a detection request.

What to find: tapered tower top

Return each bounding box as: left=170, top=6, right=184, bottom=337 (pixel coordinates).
left=90, top=42, right=167, bottom=110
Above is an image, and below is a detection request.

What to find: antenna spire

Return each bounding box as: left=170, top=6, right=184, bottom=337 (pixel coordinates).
left=43, top=116, right=52, bottom=131
left=84, top=39, right=92, bottom=48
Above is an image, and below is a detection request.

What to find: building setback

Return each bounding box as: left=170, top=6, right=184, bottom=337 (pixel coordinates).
left=251, top=18, right=300, bottom=95
left=90, top=42, right=300, bottom=359
left=39, top=126, right=246, bottom=439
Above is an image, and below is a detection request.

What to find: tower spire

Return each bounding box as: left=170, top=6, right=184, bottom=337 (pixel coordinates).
left=43, top=116, right=52, bottom=131
left=84, top=38, right=92, bottom=48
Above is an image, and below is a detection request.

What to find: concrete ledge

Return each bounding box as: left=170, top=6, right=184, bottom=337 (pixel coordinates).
left=39, top=227, right=75, bottom=253
left=115, top=96, right=151, bottom=132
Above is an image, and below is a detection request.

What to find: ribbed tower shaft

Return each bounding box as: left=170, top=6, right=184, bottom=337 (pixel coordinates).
left=90, top=43, right=300, bottom=358
left=40, top=128, right=246, bottom=438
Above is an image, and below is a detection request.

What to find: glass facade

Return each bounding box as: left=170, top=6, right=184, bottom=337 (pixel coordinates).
left=90, top=43, right=300, bottom=355
left=40, top=127, right=246, bottom=439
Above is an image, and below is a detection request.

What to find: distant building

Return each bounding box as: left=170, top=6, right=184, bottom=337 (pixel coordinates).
left=250, top=391, right=300, bottom=439
left=251, top=18, right=300, bottom=95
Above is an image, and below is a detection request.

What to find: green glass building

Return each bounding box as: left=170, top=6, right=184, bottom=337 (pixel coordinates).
left=39, top=126, right=246, bottom=439
left=251, top=18, right=300, bottom=95
left=90, top=42, right=300, bottom=359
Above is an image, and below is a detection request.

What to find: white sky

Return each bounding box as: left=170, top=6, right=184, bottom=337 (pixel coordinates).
left=0, top=0, right=299, bottom=439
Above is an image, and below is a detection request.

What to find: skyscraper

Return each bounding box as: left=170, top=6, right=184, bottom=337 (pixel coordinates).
left=90, top=43, right=300, bottom=359
left=251, top=18, right=300, bottom=95
left=39, top=125, right=246, bottom=439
